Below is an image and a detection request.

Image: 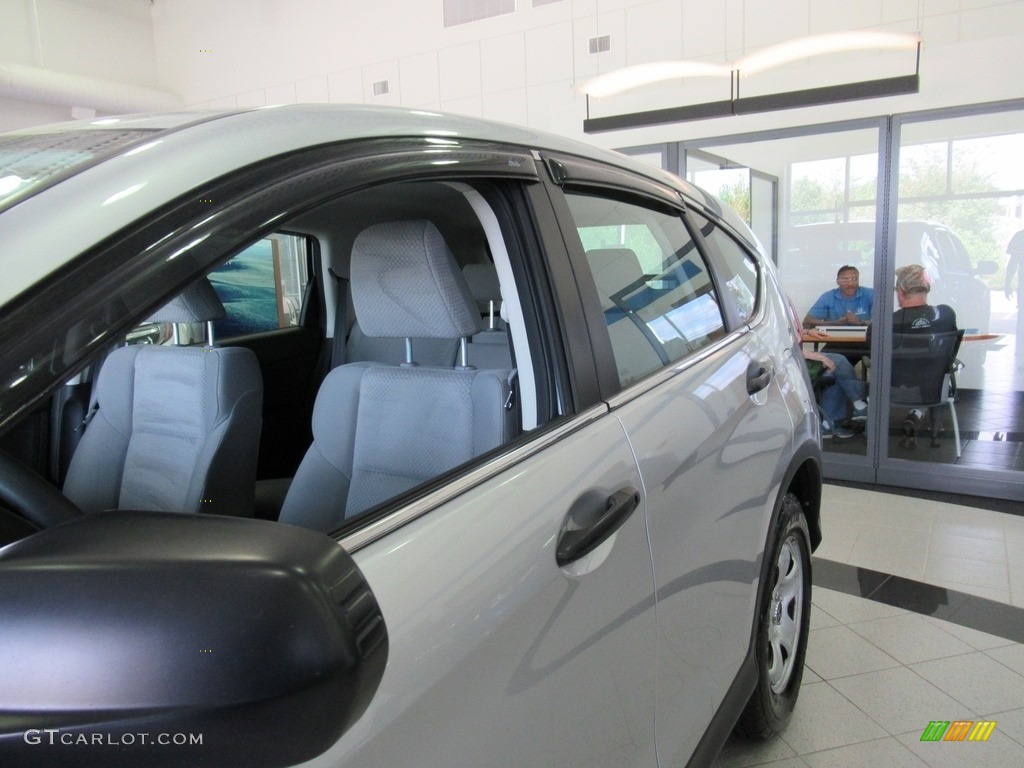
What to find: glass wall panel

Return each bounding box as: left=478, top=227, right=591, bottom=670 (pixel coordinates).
left=683, top=129, right=881, bottom=459
left=750, top=173, right=777, bottom=264
left=619, top=103, right=1024, bottom=500
left=888, top=111, right=1024, bottom=473
left=683, top=150, right=778, bottom=262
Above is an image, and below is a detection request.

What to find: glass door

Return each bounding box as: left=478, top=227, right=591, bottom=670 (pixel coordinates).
left=620, top=105, right=1024, bottom=501
left=875, top=108, right=1024, bottom=498
left=680, top=127, right=884, bottom=477
left=683, top=149, right=778, bottom=263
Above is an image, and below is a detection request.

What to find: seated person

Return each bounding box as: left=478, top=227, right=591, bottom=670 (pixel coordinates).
left=892, top=264, right=957, bottom=334
left=803, top=343, right=868, bottom=440
left=867, top=263, right=958, bottom=445
left=803, top=265, right=874, bottom=328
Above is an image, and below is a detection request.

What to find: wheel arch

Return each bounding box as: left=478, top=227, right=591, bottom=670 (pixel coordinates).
left=781, top=441, right=823, bottom=552
left=680, top=441, right=823, bottom=767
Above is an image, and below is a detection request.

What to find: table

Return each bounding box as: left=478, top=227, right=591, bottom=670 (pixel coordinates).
left=803, top=332, right=1000, bottom=349
left=803, top=332, right=1004, bottom=397
left=802, top=331, right=868, bottom=364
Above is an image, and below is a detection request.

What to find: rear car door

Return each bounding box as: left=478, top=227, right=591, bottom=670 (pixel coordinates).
left=540, top=154, right=799, bottom=766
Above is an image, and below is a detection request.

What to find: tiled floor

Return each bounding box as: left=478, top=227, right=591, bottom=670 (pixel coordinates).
left=824, top=388, right=1024, bottom=468
left=713, top=483, right=1024, bottom=768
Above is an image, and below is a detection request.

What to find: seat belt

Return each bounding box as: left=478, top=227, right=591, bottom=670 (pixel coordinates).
left=75, top=341, right=116, bottom=435
left=328, top=267, right=349, bottom=368
left=59, top=341, right=113, bottom=484
left=503, top=318, right=519, bottom=416
left=504, top=369, right=518, bottom=412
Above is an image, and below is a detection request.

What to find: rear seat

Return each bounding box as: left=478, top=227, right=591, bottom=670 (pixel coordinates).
left=462, top=263, right=513, bottom=369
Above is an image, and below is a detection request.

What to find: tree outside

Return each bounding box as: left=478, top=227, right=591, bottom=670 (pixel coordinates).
left=789, top=140, right=1011, bottom=287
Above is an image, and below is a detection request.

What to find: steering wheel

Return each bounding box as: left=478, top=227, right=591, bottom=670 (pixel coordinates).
left=0, top=451, right=83, bottom=529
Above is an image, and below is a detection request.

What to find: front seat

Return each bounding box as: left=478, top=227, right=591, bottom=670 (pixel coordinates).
left=63, top=278, right=263, bottom=517
left=279, top=220, right=514, bottom=533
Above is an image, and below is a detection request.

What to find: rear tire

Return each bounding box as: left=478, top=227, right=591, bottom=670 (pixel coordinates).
left=735, top=492, right=811, bottom=740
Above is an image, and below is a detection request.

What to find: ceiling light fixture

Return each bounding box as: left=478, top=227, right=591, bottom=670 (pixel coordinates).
left=734, top=31, right=919, bottom=76
left=579, top=31, right=922, bottom=132
left=579, top=61, right=731, bottom=99
left=577, top=31, right=920, bottom=98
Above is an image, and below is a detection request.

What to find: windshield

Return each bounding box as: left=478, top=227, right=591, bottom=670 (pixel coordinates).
left=0, top=129, right=160, bottom=213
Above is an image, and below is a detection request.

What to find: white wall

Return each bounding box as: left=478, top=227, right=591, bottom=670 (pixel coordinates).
left=147, top=0, right=1024, bottom=150
left=0, top=0, right=171, bottom=131
left=7, top=0, right=1024, bottom=147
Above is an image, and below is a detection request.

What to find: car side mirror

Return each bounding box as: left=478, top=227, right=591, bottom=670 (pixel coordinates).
left=975, top=260, right=999, bottom=276
left=0, top=511, right=387, bottom=768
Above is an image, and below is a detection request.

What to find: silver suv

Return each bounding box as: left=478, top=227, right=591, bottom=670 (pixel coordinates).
left=0, top=106, right=822, bottom=768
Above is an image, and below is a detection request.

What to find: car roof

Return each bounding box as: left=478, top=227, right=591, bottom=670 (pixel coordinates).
left=1, top=105, right=710, bottom=208
left=0, top=104, right=713, bottom=306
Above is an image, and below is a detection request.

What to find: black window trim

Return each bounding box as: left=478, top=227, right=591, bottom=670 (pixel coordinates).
left=540, top=152, right=748, bottom=402
left=535, top=177, right=623, bottom=403
left=682, top=208, right=763, bottom=332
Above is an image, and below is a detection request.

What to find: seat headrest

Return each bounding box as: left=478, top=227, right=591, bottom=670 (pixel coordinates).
left=147, top=277, right=226, bottom=324
left=586, top=248, right=645, bottom=308
left=351, top=220, right=482, bottom=339
left=462, top=263, right=502, bottom=312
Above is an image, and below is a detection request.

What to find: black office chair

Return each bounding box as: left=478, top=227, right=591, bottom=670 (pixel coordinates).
left=889, top=329, right=965, bottom=455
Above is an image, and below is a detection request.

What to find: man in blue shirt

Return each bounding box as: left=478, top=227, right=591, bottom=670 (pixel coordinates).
left=803, top=265, right=874, bottom=328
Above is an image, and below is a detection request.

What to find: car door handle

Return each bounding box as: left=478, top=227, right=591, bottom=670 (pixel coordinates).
left=556, top=487, right=641, bottom=567
left=746, top=361, right=774, bottom=395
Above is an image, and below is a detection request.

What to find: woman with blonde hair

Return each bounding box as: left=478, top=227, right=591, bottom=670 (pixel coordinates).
left=892, top=264, right=957, bottom=334
left=889, top=264, right=958, bottom=446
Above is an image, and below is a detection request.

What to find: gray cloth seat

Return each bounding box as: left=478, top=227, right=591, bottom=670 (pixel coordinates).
left=279, top=220, right=514, bottom=533
left=63, top=278, right=263, bottom=517
left=343, top=265, right=459, bottom=368
left=462, top=262, right=513, bottom=369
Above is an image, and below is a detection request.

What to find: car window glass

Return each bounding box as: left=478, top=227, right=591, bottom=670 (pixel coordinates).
left=267, top=178, right=538, bottom=534
left=565, top=191, right=726, bottom=387
left=576, top=221, right=663, bottom=273
left=934, top=229, right=972, bottom=273
left=920, top=231, right=941, bottom=275
left=687, top=211, right=760, bottom=324
left=209, top=233, right=310, bottom=340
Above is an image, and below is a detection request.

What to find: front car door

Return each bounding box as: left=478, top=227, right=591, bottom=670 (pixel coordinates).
left=304, top=165, right=661, bottom=767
